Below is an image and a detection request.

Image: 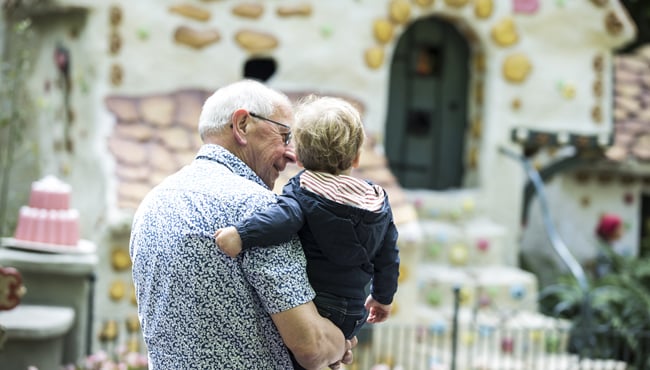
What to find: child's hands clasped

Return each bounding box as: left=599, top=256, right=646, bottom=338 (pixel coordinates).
left=214, top=226, right=243, bottom=258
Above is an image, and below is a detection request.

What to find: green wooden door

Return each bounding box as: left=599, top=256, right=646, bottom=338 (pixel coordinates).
left=385, top=17, right=469, bottom=190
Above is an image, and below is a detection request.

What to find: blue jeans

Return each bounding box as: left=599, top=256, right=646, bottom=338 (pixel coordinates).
left=313, top=291, right=368, bottom=340
left=290, top=292, right=368, bottom=370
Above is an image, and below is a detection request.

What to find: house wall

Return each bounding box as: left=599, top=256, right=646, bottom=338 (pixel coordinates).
left=1, top=0, right=637, bottom=359
left=521, top=168, right=646, bottom=288
left=14, top=0, right=629, bottom=258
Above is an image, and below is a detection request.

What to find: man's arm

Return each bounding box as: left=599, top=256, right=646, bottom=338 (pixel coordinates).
left=271, top=301, right=349, bottom=370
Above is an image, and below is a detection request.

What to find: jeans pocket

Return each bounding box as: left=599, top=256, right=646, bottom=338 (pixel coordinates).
left=314, top=292, right=347, bottom=327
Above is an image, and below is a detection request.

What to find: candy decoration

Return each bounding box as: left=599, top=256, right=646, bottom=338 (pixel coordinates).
left=474, top=0, right=493, bottom=19
left=428, top=242, right=441, bottom=258
left=430, top=320, right=447, bottom=335
left=427, top=289, right=442, bottom=306
left=545, top=333, right=560, bottom=353
left=127, top=336, right=140, bottom=353
left=99, top=320, right=119, bottom=342
left=513, top=0, right=539, bottom=14
left=126, top=314, right=141, bottom=333
left=477, top=238, right=490, bottom=252
left=462, top=198, right=475, bottom=213
left=112, top=248, right=132, bottom=271
left=510, top=284, right=526, bottom=300
left=0, top=266, right=26, bottom=310
left=462, top=331, right=475, bottom=345
left=109, top=280, right=126, bottom=301
left=373, top=19, right=394, bottom=44
left=416, top=325, right=426, bottom=342
left=478, top=325, right=495, bottom=337
left=459, top=287, right=473, bottom=306
left=501, top=337, right=514, bottom=353
left=131, top=284, right=137, bottom=305
left=478, top=293, right=492, bottom=307
left=364, top=47, right=384, bottom=69
left=491, top=18, right=518, bottom=47
left=434, top=232, right=447, bottom=244
left=137, top=28, right=150, bottom=41
left=503, top=53, right=531, bottom=83
left=320, top=25, right=333, bottom=38
left=449, top=244, right=469, bottom=265
left=558, top=80, right=577, bottom=99
left=530, top=329, right=543, bottom=342
left=389, top=0, right=411, bottom=24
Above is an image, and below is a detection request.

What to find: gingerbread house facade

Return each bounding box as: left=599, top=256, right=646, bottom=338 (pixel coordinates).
left=1, top=0, right=645, bottom=366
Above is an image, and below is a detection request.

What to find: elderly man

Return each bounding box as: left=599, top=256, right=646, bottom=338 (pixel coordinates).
left=130, top=79, right=354, bottom=369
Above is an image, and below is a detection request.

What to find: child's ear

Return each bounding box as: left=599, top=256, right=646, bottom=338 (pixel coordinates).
left=352, top=151, right=361, bottom=168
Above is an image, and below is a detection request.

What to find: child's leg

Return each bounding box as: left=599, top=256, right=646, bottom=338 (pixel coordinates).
left=313, top=292, right=367, bottom=339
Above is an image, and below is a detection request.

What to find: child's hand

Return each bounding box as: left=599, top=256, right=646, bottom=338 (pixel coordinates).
left=364, top=295, right=392, bottom=324
left=214, top=226, right=243, bottom=258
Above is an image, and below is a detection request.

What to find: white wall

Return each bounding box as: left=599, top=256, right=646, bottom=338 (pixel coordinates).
left=521, top=169, right=643, bottom=288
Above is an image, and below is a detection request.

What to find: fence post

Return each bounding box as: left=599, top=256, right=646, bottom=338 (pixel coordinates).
left=451, top=285, right=460, bottom=370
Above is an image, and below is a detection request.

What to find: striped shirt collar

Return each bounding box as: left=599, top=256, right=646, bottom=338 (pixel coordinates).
left=300, top=170, right=385, bottom=212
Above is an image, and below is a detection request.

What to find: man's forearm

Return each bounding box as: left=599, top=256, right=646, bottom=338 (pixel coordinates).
left=295, top=316, right=347, bottom=369
left=272, top=302, right=347, bottom=369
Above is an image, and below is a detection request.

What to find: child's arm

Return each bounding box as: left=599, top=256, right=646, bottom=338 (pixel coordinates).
left=369, top=207, right=400, bottom=308
left=364, top=295, right=392, bottom=323
left=215, top=194, right=305, bottom=258
left=238, top=195, right=304, bottom=247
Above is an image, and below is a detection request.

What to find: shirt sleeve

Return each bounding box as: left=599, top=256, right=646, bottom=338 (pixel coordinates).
left=237, top=195, right=305, bottom=250
left=240, top=236, right=315, bottom=314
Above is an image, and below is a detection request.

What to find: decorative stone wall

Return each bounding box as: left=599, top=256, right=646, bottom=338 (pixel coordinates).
left=607, top=45, right=650, bottom=162
left=105, top=89, right=415, bottom=223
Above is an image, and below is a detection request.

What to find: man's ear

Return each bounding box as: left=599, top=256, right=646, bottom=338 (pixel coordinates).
left=231, top=109, right=250, bottom=145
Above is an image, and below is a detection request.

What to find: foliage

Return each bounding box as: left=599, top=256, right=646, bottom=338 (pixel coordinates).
left=0, top=17, right=35, bottom=237
left=539, top=245, right=650, bottom=368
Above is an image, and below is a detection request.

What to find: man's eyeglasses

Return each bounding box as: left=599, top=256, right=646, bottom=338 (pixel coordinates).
left=250, top=112, right=292, bottom=146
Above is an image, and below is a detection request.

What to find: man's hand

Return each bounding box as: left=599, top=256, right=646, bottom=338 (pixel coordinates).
left=329, top=336, right=357, bottom=369
left=214, top=226, right=243, bottom=258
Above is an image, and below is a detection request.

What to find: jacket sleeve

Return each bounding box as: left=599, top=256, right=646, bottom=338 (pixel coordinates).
left=369, top=208, right=400, bottom=305
left=237, top=194, right=305, bottom=250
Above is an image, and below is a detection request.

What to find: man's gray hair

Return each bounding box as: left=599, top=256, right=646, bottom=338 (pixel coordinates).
left=198, top=79, right=292, bottom=141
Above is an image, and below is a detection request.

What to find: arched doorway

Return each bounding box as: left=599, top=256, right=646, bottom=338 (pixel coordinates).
left=385, top=17, right=470, bottom=190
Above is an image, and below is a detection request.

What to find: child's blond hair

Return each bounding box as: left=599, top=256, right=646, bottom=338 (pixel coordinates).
left=293, top=95, right=365, bottom=175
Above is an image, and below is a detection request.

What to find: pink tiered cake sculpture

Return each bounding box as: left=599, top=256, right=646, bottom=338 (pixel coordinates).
left=13, top=176, right=80, bottom=246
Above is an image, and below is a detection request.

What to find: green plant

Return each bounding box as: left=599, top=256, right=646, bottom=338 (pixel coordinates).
left=0, top=17, right=35, bottom=237
left=539, top=246, right=650, bottom=369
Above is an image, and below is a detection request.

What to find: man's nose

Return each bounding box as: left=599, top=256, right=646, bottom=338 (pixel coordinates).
left=284, top=143, right=297, bottom=163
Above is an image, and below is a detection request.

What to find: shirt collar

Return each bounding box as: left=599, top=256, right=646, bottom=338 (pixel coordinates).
left=195, top=144, right=268, bottom=189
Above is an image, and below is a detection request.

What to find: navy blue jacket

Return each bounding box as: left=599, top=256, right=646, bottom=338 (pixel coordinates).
left=238, top=171, right=400, bottom=305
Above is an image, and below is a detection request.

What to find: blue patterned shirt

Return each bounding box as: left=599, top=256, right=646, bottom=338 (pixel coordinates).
left=130, top=144, right=315, bottom=369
